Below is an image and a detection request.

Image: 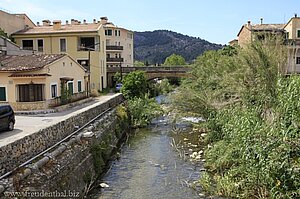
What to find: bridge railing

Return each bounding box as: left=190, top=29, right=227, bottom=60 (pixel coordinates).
left=107, top=66, right=190, bottom=73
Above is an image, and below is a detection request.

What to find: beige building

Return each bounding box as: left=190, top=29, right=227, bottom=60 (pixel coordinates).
left=236, top=15, right=300, bottom=73
left=0, top=10, right=35, bottom=35
left=12, top=19, right=107, bottom=92
left=100, top=17, right=134, bottom=67
left=0, top=54, right=87, bottom=111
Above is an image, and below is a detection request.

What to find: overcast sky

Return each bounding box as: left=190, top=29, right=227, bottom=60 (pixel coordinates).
left=1, top=0, right=300, bottom=44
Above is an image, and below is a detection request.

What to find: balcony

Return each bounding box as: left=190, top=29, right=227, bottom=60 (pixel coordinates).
left=106, top=45, right=123, bottom=51
left=107, top=57, right=124, bottom=62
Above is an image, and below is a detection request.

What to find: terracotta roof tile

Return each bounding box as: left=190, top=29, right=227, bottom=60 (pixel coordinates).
left=0, top=54, right=65, bottom=71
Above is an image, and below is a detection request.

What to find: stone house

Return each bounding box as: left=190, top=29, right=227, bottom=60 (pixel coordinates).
left=0, top=54, right=87, bottom=111
left=236, top=15, right=300, bottom=73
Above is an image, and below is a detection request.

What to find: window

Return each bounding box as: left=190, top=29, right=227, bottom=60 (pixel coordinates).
left=296, top=57, right=300, bottom=65
left=37, top=39, right=43, bottom=52
left=18, top=84, right=45, bottom=102
left=67, top=81, right=73, bottom=95
left=105, top=29, right=112, bottom=36
left=51, top=84, right=57, bottom=98
left=22, top=40, right=33, bottom=50
left=115, top=29, right=121, bottom=36
left=0, top=87, right=6, bottom=101
left=78, top=81, right=82, bottom=92
left=298, top=30, right=300, bottom=38
left=60, top=38, right=66, bottom=52
left=79, top=37, right=95, bottom=51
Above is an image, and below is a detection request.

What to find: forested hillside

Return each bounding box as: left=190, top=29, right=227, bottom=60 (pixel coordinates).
left=134, top=30, right=223, bottom=64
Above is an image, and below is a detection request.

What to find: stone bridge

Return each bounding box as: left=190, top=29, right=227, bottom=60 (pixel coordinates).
left=107, top=66, right=190, bottom=87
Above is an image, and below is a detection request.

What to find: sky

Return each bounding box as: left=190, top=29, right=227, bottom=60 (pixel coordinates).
left=1, top=0, right=300, bottom=44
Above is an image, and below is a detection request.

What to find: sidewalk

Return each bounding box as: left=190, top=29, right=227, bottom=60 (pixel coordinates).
left=0, top=93, right=122, bottom=147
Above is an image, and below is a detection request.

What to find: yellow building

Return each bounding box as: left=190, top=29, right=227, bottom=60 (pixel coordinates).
left=284, top=15, right=300, bottom=73
left=100, top=17, right=134, bottom=67
left=0, top=54, right=87, bottom=111
left=12, top=19, right=106, bottom=92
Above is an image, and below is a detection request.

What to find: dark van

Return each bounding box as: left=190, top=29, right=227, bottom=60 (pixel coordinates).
left=0, top=105, right=15, bottom=131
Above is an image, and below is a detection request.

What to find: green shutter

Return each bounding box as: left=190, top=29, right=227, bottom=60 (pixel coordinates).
left=297, top=30, right=300, bottom=38
left=0, top=87, right=6, bottom=101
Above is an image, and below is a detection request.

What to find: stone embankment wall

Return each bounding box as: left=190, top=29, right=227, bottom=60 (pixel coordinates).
left=0, top=94, right=124, bottom=177
left=0, top=94, right=129, bottom=197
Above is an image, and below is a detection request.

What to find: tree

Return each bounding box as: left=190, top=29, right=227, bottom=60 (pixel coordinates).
left=163, top=54, right=186, bottom=66
left=121, top=71, right=148, bottom=99
left=134, top=60, right=145, bottom=67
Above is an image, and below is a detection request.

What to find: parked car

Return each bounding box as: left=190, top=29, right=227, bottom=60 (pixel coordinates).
left=0, top=105, right=15, bottom=131
left=116, top=83, right=122, bottom=92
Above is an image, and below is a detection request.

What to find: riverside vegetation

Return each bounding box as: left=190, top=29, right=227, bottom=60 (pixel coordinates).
left=172, top=39, right=300, bottom=198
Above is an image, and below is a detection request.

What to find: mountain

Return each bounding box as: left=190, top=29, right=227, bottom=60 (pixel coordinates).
left=134, top=30, right=223, bottom=65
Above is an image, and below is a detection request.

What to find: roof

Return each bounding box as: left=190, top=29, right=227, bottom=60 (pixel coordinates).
left=0, top=54, right=65, bottom=71
left=13, top=23, right=102, bottom=35
left=251, top=24, right=285, bottom=31
left=237, top=23, right=285, bottom=37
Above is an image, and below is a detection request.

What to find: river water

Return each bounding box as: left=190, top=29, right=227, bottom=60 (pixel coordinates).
left=91, top=96, right=208, bottom=199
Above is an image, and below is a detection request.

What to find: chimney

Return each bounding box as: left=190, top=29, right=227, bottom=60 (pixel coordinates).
left=42, top=20, right=51, bottom=26
left=100, top=16, right=108, bottom=24
left=71, top=19, right=76, bottom=25
left=53, top=20, right=62, bottom=30
left=93, top=19, right=97, bottom=24
left=66, top=20, right=69, bottom=25
left=295, top=13, right=298, bottom=18
left=260, top=18, right=263, bottom=25
left=37, top=22, right=40, bottom=26
left=83, top=19, right=87, bottom=24
left=247, top=20, right=251, bottom=28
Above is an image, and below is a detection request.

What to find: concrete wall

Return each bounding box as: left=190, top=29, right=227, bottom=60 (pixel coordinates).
left=0, top=36, right=33, bottom=55
left=0, top=94, right=124, bottom=177
left=0, top=11, right=34, bottom=35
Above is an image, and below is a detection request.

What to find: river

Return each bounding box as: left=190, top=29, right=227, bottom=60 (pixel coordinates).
left=90, top=96, right=208, bottom=199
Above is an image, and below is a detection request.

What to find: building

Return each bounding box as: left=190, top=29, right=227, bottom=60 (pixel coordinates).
left=0, top=10, right=35, bottom=36
left=100, top=17, right=134, bottom=67
left=0, top=54, right=87, bottom=111
left=12, top=19, right=107, bottom=92
left=236, top=15, right=300, bottom=73
left=237, top=19, right=285, bottom=48
left=284, top=15, right=300, bottom=73
left=0, top=35, right=33, bottom=55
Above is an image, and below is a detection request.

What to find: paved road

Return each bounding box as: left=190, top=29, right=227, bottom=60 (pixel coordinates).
left=0, top=93, right=121, bottom=147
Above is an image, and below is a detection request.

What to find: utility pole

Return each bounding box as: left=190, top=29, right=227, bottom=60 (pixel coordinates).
left=119, top=61, right=122, bottom=81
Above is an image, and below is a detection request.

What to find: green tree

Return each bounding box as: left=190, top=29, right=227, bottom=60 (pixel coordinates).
left=121, top=70, right=148, bottom=99
left=163, top=54, right=186, bottom=66
left=0, top=28, right=15, bottom=42
left=113, top=72, right=122, bottom=84
left=134, top=60, right=145, bottom=67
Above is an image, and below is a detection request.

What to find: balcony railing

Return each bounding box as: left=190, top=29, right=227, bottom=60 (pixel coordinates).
left=107, top=57, right=124, bottom=62
left=106, top=45, right=123, bottom=51
left=284, top=39, right=300, bottom=46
